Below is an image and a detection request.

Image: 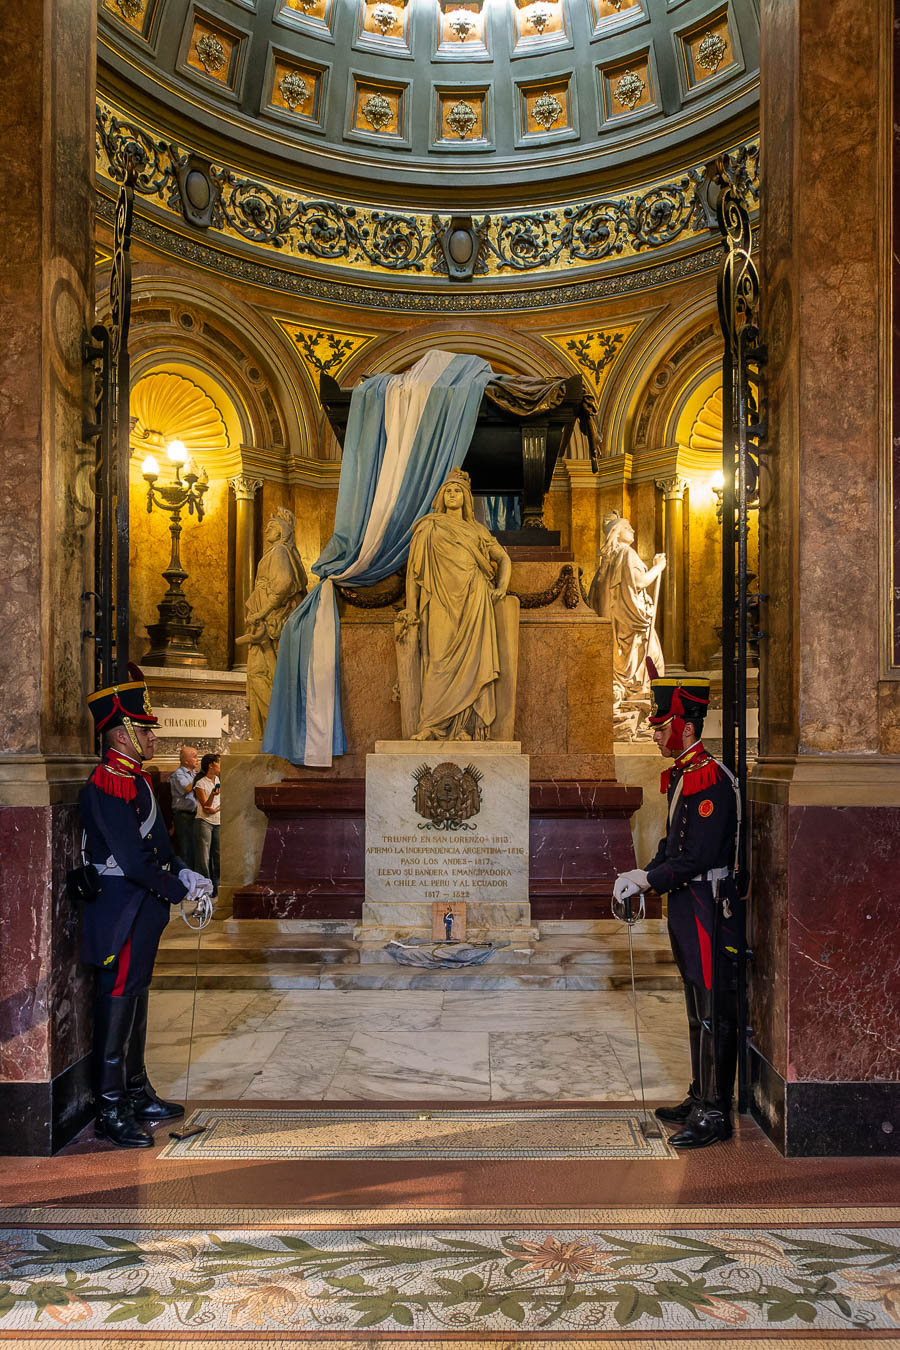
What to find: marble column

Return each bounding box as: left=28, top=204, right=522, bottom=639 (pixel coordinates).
left=751, top=0, right=899, bottom=1155
left=655, top=476, right=687, bottom=672
left=229, top=474, right=262, bottom=670
left=565, top=460, right=603, bottom=582
left=0, top=0, right=97, bottom=1152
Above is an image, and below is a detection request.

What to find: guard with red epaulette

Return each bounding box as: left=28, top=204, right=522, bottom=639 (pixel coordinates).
left=79, top=665, right=213, bottom=1148
left=613, top=667, right=742, bottom=1149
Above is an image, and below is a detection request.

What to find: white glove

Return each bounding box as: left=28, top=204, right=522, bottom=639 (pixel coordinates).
left=613, top=869, right=649, bottom=903
left=178, top=869, right=214, bottom=902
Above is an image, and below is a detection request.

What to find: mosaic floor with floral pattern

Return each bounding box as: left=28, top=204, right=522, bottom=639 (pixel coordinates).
left=0, top=1207, right=898, bottom=1342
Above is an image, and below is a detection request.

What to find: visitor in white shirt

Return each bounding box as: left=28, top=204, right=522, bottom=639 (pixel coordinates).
left=192, top=753, right=220, bottom=898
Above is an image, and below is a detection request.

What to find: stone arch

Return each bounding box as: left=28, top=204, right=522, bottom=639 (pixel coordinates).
left=94, top=272, right=313, bottom=464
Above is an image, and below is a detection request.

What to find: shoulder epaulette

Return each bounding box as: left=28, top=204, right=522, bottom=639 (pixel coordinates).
left=681, top=754, right=725, bottom=797
left=89, top=763, right=138, bottom=802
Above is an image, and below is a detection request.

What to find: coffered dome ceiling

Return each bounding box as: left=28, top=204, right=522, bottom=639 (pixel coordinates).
left=98, top=0, right=759, bottom=201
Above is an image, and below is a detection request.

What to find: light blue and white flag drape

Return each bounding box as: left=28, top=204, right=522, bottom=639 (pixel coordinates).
left=262, top=350, right=494, bottom=766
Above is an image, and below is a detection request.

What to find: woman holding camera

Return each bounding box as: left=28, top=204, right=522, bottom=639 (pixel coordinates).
left=192, top=753, right=220, bottom=898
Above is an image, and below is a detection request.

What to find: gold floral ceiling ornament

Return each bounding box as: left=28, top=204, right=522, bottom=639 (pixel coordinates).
left=532, top=89, right=564, bottom=130
left=130, top=372, right=230, bottom=460
left=279, top=71, right=310, bottom=110
left=447, top=99, right=478, bottom=139
left=447, top=9, right=477, bottom=40
left=614, top=69, right=645, bottom=110
left=371, top=3, right=398, bottom=35
left=697, top=31, right=728, bottom=72
left=361, top=92, right=394, bottom=131
left=195, top=32, right=226, bottom=74
left=115, top=0, right=144, bottom=19
left=526, top=2, right=554, bottom=34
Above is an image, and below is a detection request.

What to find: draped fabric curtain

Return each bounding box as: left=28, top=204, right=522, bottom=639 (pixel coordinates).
left=262, top=351, right=494, bottom=767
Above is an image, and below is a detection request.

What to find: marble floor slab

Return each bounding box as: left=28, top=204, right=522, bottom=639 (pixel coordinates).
left=489, top=1031, right=634, bottom=1101
left=145, top=989, right=689, bottom=1103
left=325, top=1030, right=491, bottom=1100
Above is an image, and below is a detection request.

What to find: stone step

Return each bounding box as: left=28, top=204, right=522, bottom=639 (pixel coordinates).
left=150, top=961, right=680, bottom=992
left=156, top=934, right=360, bottom=967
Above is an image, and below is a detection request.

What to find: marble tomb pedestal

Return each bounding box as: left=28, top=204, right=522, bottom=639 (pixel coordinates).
left=232, top=553, right=648, bottom=923
left=359, top=741, right=534, bottom=948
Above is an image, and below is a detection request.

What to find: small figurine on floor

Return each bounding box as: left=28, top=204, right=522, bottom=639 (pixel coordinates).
left=613, top=665, right=743, bottom=1149
left=79, top=666, right=214, bottom=1148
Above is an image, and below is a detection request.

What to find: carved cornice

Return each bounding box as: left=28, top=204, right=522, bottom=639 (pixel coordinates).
left=94, top=95, right=759, bottom=288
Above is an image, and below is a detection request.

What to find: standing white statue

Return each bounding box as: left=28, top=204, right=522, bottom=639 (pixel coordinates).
left=588, top=512, right=666, bottom=739
left=395, top=467, right=518, bottom=741
left=236, top=508, right=307, bottom=739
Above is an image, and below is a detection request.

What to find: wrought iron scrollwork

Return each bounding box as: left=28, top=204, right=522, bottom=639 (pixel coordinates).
left=711, top=156, right=767, bottom=1118
left=95, top=102, right=760, bottom=280
left=84, top=157, right=136, bottom=691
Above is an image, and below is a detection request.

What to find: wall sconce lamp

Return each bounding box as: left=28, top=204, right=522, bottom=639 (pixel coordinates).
left=140, top=439, right=210, bottom=667
left=711, top=468, right=725, bottom=521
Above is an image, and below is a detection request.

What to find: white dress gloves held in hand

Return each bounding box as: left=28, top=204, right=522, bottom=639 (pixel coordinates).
left=613, top=869, right=649, bottom=903
left=178, top=869, right=215, bottom=902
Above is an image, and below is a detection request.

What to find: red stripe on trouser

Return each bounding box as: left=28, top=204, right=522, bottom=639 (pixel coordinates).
left=695, top=915, right=713, bottom=991
left=112, top=936, right=133, bottom=997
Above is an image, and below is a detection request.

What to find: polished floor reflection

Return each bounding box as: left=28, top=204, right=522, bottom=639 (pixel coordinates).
left=146, top=989, right=690, bottom=1103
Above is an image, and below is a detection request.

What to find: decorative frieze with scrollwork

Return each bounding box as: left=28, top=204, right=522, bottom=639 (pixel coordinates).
left=94, top=99, right=759, bottom=282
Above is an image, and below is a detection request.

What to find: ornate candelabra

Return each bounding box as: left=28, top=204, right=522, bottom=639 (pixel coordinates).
left=140, top=439, right=210, bottom=666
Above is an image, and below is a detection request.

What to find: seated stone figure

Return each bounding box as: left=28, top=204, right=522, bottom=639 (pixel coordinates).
left=237, top=508, right=307, bottom=739
left=395, top=468, right=518, bottom=741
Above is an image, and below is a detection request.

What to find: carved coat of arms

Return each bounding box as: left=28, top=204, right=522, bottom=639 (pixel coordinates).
left=412, top=761, right=483, bottom=831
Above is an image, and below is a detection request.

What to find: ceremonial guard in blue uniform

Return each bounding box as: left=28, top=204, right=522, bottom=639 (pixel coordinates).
left=80, top=667, right=212, bottom=1147
left=614, top=672, right=742, bottom=1149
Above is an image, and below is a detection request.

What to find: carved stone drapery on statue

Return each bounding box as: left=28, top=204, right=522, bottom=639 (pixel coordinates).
left=394, top=468, right=519, bottom=740
left=588, top=512, right=666, bottom=741
left=236, top=509, right=307, bottom=738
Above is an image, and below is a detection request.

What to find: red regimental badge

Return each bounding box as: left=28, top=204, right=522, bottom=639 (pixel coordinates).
left=698, top=799, right=714, bottom=818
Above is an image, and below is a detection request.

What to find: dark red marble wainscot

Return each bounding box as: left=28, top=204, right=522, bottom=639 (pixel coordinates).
left=0, top=806, right=53, bottom=1083
left=784, top=806, right=900, bottom=1084
left=750, top=801, right=900, bottom=1156
left=233, top=778, right=650, bottom=921
left=0, top=803, right=93, bottom=1154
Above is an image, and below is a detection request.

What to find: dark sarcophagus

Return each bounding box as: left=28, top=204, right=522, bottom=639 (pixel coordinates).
left=319, top=369, right=599, bottom=546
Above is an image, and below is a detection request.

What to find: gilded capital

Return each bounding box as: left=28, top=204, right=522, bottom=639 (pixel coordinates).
left=655, top=475, right=689, bottom=501
left=229, top=474, right=263, bottom=502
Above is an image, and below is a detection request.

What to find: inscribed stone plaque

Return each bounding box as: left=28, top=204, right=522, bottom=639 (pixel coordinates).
left=365, top=742, right=529, bottom=905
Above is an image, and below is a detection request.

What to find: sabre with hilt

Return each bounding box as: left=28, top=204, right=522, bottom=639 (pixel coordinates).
left=167, top=885, right=214, bottom=1143
left=610, top=882, right=662, bottom=1142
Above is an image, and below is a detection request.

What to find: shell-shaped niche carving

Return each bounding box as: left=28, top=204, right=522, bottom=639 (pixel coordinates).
left=688, top=386, right=723, bottom=452
left=131, top=371, right=230, bottom=456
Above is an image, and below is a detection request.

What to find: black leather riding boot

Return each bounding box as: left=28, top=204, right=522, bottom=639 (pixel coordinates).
left=126, top=989, right=184, bottom=1122
left=655, top=982, right=702, bottom=1123
left=668, top=987, right=733, bottom=1149
left=93, top=995, right=153, bottom=1148
left=713, top=988, right=739, bottom=1115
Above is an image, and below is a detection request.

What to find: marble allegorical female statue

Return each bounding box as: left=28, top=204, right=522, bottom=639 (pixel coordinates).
left=236, top=508, right=308, bottom=739
left=395, top=468, right=518, bottom=741
left=588, top=511, right=666, bottom=738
